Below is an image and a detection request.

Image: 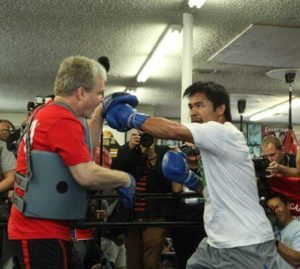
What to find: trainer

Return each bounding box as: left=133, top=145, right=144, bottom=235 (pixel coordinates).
left=8, top=56, right=135, bottom=269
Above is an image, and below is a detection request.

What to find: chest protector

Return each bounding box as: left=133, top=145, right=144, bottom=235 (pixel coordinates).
left=12, top=103, right=92, bottom=220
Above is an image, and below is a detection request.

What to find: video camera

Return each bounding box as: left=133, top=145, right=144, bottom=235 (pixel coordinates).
left=180, top=144, right=200, bottom=156
left=7, top=95, right=55, bottom=154
left=252, top=157, right=270, bottom=178
left=253, top=157, right=272, bottom=201
left=27, top=95, right=54, bottom=115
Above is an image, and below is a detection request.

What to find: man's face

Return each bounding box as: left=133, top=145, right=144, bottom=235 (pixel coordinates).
left=267, top=197, right=291, bottom=229
left=188, top=92, right=219, bottom=123
left=261, top=143, right=284, bottom=163
left=81, top=77, right=105, bottom=119
left=0, top=122, right=12, bottom=141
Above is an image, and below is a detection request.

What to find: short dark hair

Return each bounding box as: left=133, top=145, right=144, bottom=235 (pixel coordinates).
left=267, top=192, right=290, bottom=205
left=261, top=135, right=283, bottom=150
left=183, top=81, right=232, bottom=122
left=0, top=119, right=15, bottom=130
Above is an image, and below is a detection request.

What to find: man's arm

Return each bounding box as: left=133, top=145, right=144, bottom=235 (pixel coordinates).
left=277, top=241, right=300, bottom=267
left=0, top=169, right=15, bottom=193
left=0, top=142, right=16, bottom=193
left=88, top=103, right=104, bottom=150
left=273, top=164, right=299, bottom=177
left=69, top=161, right=131, bottom=190
left=142, top=117, right=194, bottom=144
left=102, top=93, right=194, bottom=143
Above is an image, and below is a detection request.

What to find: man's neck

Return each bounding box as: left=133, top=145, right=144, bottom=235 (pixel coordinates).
left=54, top=96, right=79, bottom=116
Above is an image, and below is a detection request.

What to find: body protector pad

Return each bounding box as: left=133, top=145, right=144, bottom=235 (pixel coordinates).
left=12, top=103, right=91, bottom=220
left=13, top=150, right=89, bottom=220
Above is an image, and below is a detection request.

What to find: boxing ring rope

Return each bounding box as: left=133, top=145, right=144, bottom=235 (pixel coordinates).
left=0, top=192, right=205, bottom=228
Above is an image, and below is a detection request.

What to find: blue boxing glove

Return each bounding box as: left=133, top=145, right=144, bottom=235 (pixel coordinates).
left=103, top=92, right=149, bottom=132
left=117, top=174, right=136, bottom=208
left=162, top=151, right=201, bottom=191
left=103, top=92, right=138, bottom=117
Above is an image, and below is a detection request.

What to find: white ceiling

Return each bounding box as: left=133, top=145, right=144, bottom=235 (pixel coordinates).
left=1, top=0, right=300, bottom=125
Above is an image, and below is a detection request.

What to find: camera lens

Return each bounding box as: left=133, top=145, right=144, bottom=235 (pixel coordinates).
left=140, top=133, right=154, bottom=147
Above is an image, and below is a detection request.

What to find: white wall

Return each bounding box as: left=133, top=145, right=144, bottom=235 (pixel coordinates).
left=0, top=112, right=27, bottom=127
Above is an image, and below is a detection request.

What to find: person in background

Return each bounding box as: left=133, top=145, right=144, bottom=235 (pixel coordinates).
left=0, top=120, right=15, bottom=142
left=261, top=135, right=299, bottom=177
left=267, top=193, right=300, bottom=268
left=0, top=139, right=16, bottom=269
left=111, top=130, right=173, bottom=269
left=169, top=142, right=206, bottom=269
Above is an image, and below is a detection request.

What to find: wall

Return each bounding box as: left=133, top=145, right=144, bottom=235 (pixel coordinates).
left=0, top=112, right=27, bottom=127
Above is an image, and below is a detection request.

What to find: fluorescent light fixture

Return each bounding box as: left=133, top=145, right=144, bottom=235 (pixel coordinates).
left=124, top=88, right=136, bottom=95
left=188, top=0, right=207, bottom=8
left=249, top=98, right=300, bottom=121
left=137, top=25, right=182, bottom=83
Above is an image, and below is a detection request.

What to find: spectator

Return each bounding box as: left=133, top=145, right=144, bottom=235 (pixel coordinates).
left=267, top=193, right=300, bottom=268
left=111, top=130, right=173, bottom=269
left=261, top=135, right=299, bottom=177
left=0, top=120, right=15, bottom=142
left=0, top=140, right=16, bottom=269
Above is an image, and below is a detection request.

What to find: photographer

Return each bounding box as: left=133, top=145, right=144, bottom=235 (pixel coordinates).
left=261, top=135, right=299, bottom=178
left=266, top=193, right=300, bottom=268
left=111, top=130, right=173, bottom=269
left=260, top=135, right=300, bottom=218
left=169, top=142, right=206, bottom=269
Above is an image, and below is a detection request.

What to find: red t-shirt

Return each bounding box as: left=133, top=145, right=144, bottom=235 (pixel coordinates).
left=8, top=103, right=91, bottom=241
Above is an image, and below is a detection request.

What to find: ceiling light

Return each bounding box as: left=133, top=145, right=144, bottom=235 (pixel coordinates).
left=188, top=0, right=207, bottom=8
left=137, top=25, right=182, bottom=83
left=124, top=88, right=136, bottom=95
left=249, top=98, right=300, bottom=121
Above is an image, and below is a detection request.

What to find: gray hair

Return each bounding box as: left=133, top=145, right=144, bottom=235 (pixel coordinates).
left=54, top=55, right=107, bottom=96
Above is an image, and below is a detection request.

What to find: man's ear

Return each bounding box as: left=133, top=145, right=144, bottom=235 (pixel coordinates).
left=75, top=87, right=86, bottom=100
left=216, top=104, right=226, bottom=116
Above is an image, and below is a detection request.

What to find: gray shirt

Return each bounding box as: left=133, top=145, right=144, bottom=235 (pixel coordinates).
left=0, top=140, right=16, bottom=179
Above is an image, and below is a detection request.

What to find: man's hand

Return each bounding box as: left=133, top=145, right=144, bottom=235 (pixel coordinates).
left=266, top=161, right=281, bottom=177
left=103, top=92, right=149, bottom=132
left=103, top=92, right=138, bottom=117
left=117, top=174, right=136, bottom=208
left=162, top=151, right=201, bottom=191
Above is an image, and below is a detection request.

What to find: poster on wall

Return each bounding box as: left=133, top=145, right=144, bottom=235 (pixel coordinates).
left=247, top=123, right=262, bottom=158
left=262, top=126, right=289, bottom=145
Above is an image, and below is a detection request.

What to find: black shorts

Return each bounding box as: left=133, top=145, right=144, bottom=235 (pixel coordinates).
left=11, top=239, right=79, bottom=269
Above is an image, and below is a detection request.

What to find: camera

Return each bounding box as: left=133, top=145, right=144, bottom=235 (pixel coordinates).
left=27, top=95, right=54, bottom=115
left=139, top=133, right=154, bottom=148
left=180, top=144, right=200, bottom=156
left=253, top=157, right=270, bottom=178
left=253, top=157, right=272, bottom=200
